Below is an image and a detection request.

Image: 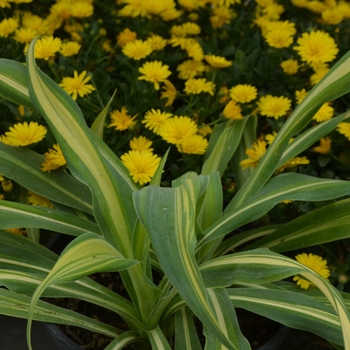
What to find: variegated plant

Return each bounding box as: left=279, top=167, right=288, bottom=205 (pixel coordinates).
left=0, top=39, right=350, bottom=350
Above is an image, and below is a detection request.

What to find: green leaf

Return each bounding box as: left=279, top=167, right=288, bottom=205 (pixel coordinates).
left=91, top=90, right=116, bottom=139
left=150, top=148, right=170, bottom=186
left=0, top=201, right=99, bottom=236
left=0, top=142, right=93, bottom=214
left=146, top=325, right=172, bottom=350
left=134, top=176, right=237, bottom=349
left=200, top=249, right=350, bottom=348
left=26, top=40, right=137, bottom=256
left=228, top=288, right=343, bottom=345
left=104, top=331, right=140, bottom=350
left=26, top=233, right=139, bottom=350
left=202, top=118, right=252, bottom=177
left=198, top=173, right=350, bottom=248
left=245, top=198, right=350, bottom=252
left=0, top=59, right=33, bottom=108
left=175, top=307, right=202, bottom=350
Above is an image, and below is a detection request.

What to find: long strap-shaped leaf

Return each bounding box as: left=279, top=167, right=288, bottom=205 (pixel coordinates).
left=26, top=233, right=139, bottom=350
left=26, top=40, right=136, bottom=256
left=227, top=49, right=350, bottom=211
left=246, top=198, right=350, bottom=252
left=0, top=200, right=99, bottom=236
left=227, top=287, right=342, bottom=345
left=0, top=59, right=33, bottom=107
left=0, top=142, right=93, bottom=214
left=134, top=176, right=245, bottom=350
left=197, top=173, right=350, bottom=248
left=200, top=248, right=350, bottom=348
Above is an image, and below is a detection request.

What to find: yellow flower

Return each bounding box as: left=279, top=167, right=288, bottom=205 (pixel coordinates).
left=59, top=71, right=95, bottom=100
left=197, top=125, right=212, bottom=137
left=138, top=61, right=172, bottom=90
left=312, top=102, right=334, bottom=123
left=229, top=84, right=258, bottom=103
left=2, top=179, right=13, bottom=192
left=129, top=136, right=153, bottom=152
left=0, top=0, right=10, bottom=8
left=223, top=100, right=243, bottom=120
left=142, top=109, right=172, bottom=134
left=204, top=55, right=232, bottom=68
left=310, top=62, right=329, bottom=86
left=60, top=41, right=81, bottom=57
left=293, top=253, right=330, bottom=290
left=177, top=60, right=205, bottom=80
left=337, top=122, right=350, bottom=140
left=294, top=30, right=339, bottom=64
left=295, top=88, right=308, bottom=104
left=184, top=78, right=215, bottom=96
left=28, top=191, right=54, bottom=208
left=121, top=150, right=161, bottom=185
left=1, top=122, right=47, bottom=147
left=257, top=95, right=291, bottom=119
left=50, top=0, right=72, bottom=20
left=41, top=144, right=67, bottom=172
left=6, top=228, right=26, bottom=236
left=71, top=2, right=94, bottom=18
left=264, top=25, right=295, bottom=49
left=108, top=107, right=137, bottom=131
left=170, top=22, right=201, bottom=37
left=0, top=18, right=18, bottom=37
left=276, top=156, right=310, bottom=173
left=183, top=39, right=204, bottom=61
left=240, top=139, right=267, bottom=169
left=280, top=59, right=299, bottom=75
left=177, top=134, right=209, bottom=154
left=210, top=5, right=235, bottom=29
left=22, top=13, right=48, bottom=35
left=117, top=28, right=137, bottom=47
left=321, top=7, right=344, bottom=25
left=34, top=36, right=62, bottom=60
left=160, top=80, right=177, bottom=107
left=146, top=34, right=167, bottom=51
left=313, top=137, right=332, bottom=155
left=122, top=39, right=153, bottom=60
left=159, top=116, right=197, bottom=144
left=13, top=27, right=38, bottom=44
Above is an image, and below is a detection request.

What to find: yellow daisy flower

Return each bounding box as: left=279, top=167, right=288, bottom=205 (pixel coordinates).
left=28, top=191, right=54, bottom=209
left=108, top=107, right=137, bottom=131
left=177, top=134, right=209, bottom=155
left=177, top=60, right=205, bottom=80
left=276, top=156, right=310, bottom=173
left=159, top=116, right=197, bottom=144
left=1, top=122, right=47, bottom=147
left=280, top=59, right=299, bottom=75
left=223, top=100, right=243, bottom=120
left=204, top=55, right=232, bottom=68
left=257, top=95, right=291, bottom=119
left=71, top=2, right=94, bottom=18
left=294, top=30, right=339, bottom=64
left=229, top=84, right=257, bottom=103
left=293, top=253, right=330, bottom=290
left=0, top=18, right=18, bottom=37
left=129, top=136, right=153, bottom=152
left=142, top=109, right=172, bottom=134
left=184, top=78, right=215, bottom=96
left=117, top=28, right=137, bottom=47
left=295, top=88, right=308, bottom=104
left=146, top=34, right=167, bottom=51
left=184, top=38, right=204, bottom=61
left=60, top=41, right=81, bottom=57
left=34, top=36, right=62, bottom=60
left=50, top=0, right=72, bottom=20
left=313, top=137, right=332, bottom=155
left=122, top=39, right=153, bottom=60
left=138, top=61, right=172, bottom=90
left=210, top=5, right=235, bottom=29
left=13, top=27, right=37, bottom=44
left=59, top=70, right=95, bottom=100
left=264, top=28, right=295, bottom=49
left=337, top=122, right=350, bottom=140
left=240, top=139, right=267, bottom=170
left=312, top=102, right=334, bottom=123
left=41, top=144, right=67, bottom=172
left=121, top=150, right=161, bottom=185
left=160, top=80, right=177, bottom=107
left=170, top=22, right=201, bottom=37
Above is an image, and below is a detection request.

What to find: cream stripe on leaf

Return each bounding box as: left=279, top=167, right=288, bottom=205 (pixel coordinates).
left=0, top=59, right=32, bottom=107
left=227, top=288, right=342, bottom=345
left=134, top=176, right=243, bottom=349
left=197, top=173, right=350, bottom=249
left=199, top=249, right=350, bottom=349
left=26, top=39, right=136, bottom=256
